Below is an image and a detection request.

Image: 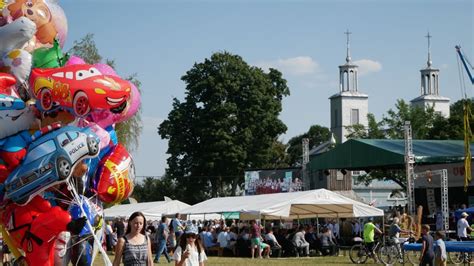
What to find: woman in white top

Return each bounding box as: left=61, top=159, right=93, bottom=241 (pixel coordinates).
left=173, top=223, right=207, bottom=266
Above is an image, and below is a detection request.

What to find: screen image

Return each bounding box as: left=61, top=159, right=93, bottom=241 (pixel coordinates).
left=244, top=168, right=303, bottom=195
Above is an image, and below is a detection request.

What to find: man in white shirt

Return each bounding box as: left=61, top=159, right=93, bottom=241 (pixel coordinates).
left=457, top=212, right=473, bottom=241
left=292, top=225, right=310, bottom=257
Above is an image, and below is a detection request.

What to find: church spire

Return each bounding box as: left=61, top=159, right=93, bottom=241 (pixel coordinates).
left=345, top=29, right=352, bottom=63
left=419, top=31, right=439, bottom=96
left=339, top=29, right=358, bottom=92
left=425, top=31, right=432, bottom=68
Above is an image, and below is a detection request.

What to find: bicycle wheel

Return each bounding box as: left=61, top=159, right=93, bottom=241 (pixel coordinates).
left=349, top=244, right=368, bottom=264
left=406, top=250, right=421, bottom=265
left=378, top=245, right=396, bottom=265
left=448, top=252, right=462, bottom=265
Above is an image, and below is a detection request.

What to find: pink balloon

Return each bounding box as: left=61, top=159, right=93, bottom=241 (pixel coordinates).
left=65, top=55, right=85, bottom=66
left=94, top=63, right=118, bottom=77
left=88, top=81, right=141, bottom=128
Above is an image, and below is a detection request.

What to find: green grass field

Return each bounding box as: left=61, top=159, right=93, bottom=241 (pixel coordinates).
left=95, top=254, right=380, bottom=266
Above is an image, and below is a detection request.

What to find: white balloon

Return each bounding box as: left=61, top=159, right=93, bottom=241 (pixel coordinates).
left=0, top=17, right=36, bottom=54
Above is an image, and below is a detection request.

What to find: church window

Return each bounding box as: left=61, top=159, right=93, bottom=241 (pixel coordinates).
left=351, top=109, right=359, bottom=125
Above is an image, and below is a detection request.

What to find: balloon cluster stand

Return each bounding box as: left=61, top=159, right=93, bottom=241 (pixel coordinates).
left=67, top=180, right=112, bottom=266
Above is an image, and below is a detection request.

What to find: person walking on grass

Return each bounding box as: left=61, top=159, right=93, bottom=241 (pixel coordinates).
left=173, top=222, right=207, bottom=266
left=434, top=231, right=447, bottom=266
left=419, top=224, right=435, bottom=266
left=113, top=212, right=153, bottom=266
left=154, top=216, right=172, bottom=263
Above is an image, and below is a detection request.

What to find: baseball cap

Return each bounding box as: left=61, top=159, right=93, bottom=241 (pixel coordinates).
left=185, top=222, right=198, bottom=234
left=461, top=212, right=469, bottom=217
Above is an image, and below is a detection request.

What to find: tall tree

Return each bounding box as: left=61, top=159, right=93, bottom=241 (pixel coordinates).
left=68, top=34, right=142, bottom=152
left=286, top=125, right=331, bottom=166
left=159, top=52, right=289, bottom=203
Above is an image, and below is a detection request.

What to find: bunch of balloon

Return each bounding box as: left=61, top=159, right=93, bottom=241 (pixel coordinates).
left=0, top=1, right=140, bottom=265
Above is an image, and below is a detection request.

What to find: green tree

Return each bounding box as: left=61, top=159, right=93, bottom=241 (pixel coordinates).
left=346, top=113, right=385, bottom=139
left=286, top=125, right=330, bottom=166
left=68, top=34, right=142, bottom=152
left=159, top=52, right=289, bottom=203
left=428, top=99, right=473, bottom=140
left=132, top=176, right=179, bottom=202
left=383, top=99, right=441, bottom=139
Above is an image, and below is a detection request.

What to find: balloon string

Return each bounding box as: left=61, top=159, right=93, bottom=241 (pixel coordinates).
left=67, top=179, right=112, bottom=266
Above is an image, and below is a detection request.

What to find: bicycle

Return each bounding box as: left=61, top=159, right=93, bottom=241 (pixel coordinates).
left=447, top=238, right=473, bottom=265
left=448, top=250, right=472, bottom=265
left=349, top=240, right=383, bottom=264
left=378, top=238, right=404, bottom=265
left=379, top=234, right=416, bottom=265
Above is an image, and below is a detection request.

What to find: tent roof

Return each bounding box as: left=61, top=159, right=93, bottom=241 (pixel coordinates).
left=104, top=200, right=191, bottom=220
left=177, top=189, right=383, bottom=219
left=309, top=139, right=472, bottom=170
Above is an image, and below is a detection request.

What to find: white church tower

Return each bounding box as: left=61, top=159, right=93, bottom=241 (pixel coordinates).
left=330, top=30, right=368, bottom=144
left=411, top=32, right=450, bottom=117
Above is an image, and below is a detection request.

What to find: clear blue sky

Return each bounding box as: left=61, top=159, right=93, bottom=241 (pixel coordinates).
left=60, top=0, right=473, bottom=178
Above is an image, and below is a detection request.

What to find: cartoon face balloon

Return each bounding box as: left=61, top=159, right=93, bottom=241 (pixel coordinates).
left=0, top=93, right=36, bottom=139
left=4, top=0, right=68, bottom=49
left=96, top=144, right=135, bottom=204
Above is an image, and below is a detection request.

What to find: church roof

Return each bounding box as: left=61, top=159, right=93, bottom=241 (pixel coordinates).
left=410, top=94, right=450, bottom=102
left=329, top=91, right=368, bottom=99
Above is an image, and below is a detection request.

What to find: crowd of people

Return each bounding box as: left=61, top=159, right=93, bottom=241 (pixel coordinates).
left=106, top=213, right=375, bottom=265
left=102, top=203, right=473, bottom=265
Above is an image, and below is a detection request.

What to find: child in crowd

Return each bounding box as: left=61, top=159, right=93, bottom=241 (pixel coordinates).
left=434, top=231, right=447, bottom=266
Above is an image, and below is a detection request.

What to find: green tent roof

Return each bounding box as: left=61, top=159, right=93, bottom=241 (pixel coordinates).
left=308, top=139, right=473, bottom=170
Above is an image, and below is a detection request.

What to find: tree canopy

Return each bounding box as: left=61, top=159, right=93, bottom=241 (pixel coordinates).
left=158, top=52, right=290, bottom=203
left=286, top=125, right=331, bottom=166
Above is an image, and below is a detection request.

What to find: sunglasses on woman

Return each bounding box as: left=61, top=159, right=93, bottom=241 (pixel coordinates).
left=186, top=234, right=197, bottom=239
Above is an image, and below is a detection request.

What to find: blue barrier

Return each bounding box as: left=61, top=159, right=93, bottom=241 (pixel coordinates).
left=403, top=241, right=474, bottom=253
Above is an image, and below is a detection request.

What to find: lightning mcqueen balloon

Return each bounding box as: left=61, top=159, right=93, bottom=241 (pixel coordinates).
left=95, top=144, right=134, bottom=204
left=28, top=64, right=131, bottom=117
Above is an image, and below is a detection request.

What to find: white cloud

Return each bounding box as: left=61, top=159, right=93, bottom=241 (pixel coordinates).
left=353, top=59, right=382, bottom=76
left=254, top=56, right=320, bottom=76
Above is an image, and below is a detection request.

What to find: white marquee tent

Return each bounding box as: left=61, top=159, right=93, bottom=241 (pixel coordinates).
left=177, top=189, right=384, bottom=220
left=104, top=200, right=192, bottom=220
left=104, top=200, right=222, bottom=221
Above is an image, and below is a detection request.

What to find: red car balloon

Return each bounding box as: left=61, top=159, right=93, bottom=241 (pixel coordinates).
left=28, top=64, right=131, bottom=117
left=96, top=144, right=134, bottom=204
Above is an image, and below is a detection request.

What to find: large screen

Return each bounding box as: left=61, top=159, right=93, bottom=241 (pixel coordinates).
left=244, top=168, right=303, bottom=195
